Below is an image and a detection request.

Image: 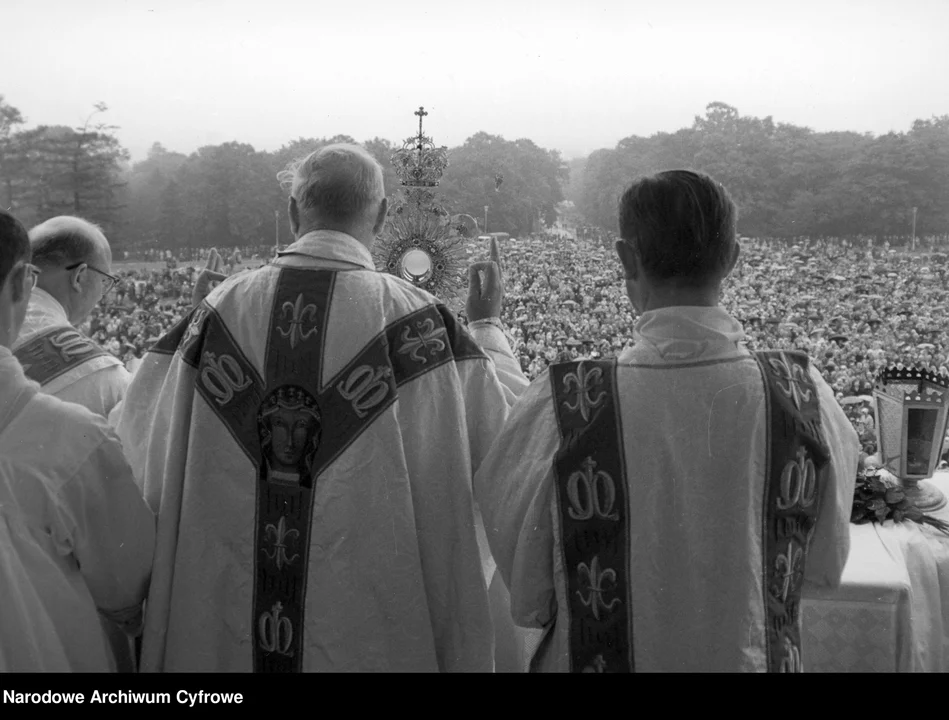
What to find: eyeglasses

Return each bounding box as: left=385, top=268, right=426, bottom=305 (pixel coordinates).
left=66, top=262, right=120, bottom=294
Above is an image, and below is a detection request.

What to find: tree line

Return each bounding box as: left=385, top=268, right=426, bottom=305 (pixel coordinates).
left=2, top=96, right=946, bottom=252
left=572, top=102, right=949, bottom=240
left=0, top=96, right=567, bottom=253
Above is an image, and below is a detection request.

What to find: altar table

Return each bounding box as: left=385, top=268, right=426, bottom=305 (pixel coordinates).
left=801, top=471, right=949, bottom=672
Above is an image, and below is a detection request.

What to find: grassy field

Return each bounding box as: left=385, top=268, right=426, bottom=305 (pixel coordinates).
left=112, top=260, right=262, bottom=273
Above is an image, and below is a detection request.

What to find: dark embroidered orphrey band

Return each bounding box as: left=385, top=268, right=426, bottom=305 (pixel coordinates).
left=754, top=350, right=829, bottom=673
left=152, top=267, right=488, bottom=671
left=550, top=359, right=633, bottom=673
left=14, top=326, right=111, bottom=386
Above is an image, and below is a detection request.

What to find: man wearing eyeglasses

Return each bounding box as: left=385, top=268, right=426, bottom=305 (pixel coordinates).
left=0, top=209, right=154, bottom=671
left=11, top=216, right=130, bottom=421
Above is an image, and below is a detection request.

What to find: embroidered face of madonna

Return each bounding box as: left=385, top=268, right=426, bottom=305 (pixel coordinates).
left=268, top=408, right=319, bottom=471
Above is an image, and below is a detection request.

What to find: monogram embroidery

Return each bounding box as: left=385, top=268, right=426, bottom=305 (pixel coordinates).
left=201, top=351, right=253, bottom=406
left=49, top=330, right=98, bottom=361
left=337, top=364, right=392, bottom=418
left=777, top=446, right=817, bottom=511
left=258, top=602, right=294, bottom=656
left=567, top=457, right=619, bottom=521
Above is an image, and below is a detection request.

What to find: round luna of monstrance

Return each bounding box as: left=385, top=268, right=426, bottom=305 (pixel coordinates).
left=400, top=248, right=433, bottom=283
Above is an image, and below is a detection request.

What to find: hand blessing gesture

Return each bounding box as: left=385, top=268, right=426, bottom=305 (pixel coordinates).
left=191, top=248, right=228, bottom=307
left=466, top=237, right=504, bottom=323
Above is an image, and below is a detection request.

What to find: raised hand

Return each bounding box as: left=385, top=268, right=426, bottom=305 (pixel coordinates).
left=191, top=248, right=228, bottom=307
left=466, top=237, right=504, bottom=323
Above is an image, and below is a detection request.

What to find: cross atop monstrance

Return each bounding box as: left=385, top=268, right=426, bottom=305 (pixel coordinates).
left=415, top=106, right=428, bottom=136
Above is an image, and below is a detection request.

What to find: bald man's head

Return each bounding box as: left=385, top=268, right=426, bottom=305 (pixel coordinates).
left=29, top=216, right=111, bottom=270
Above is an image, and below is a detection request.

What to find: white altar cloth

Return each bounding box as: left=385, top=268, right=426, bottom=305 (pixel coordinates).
left=802, top=471, right=949, bottom=672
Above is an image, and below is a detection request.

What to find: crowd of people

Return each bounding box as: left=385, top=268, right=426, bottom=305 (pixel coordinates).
left=85, top=229, right=949, bottom=459
left=0, top=146, right=925, bottom=674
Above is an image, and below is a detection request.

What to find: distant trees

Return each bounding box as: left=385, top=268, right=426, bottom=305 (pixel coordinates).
left=1, top=96, right=946, bottom=250
left=0, top=100, right=128, bottom=246
left=437, top=132, right=568, bottom=236
left=578, top=102, right=949, bottom=240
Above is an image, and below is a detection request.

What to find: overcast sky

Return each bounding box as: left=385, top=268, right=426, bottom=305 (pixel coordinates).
left=3, top=0, right=947, bottom=163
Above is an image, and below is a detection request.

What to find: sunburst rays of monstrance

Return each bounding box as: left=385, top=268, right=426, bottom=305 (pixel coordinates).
left=373, top=107, right=478, bottom=303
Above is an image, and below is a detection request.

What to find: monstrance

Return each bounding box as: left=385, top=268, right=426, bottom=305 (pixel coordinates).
left=373, top=107, right=471, bottom=301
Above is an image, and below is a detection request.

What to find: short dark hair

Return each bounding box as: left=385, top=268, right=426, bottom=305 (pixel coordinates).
left=618, top=170, right=737, bottom=284
left=29, top=216, right=103, bottom=269
left=0, top=209, right=31, bottom=290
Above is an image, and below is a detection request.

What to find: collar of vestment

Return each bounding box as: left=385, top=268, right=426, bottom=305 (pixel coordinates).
left=25, top=288, right=69, bottom=327
left=621, top=305, right=746, bottom=363
left=276, top=231, right=375, bottom=271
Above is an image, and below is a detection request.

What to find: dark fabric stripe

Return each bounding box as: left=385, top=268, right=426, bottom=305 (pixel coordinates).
left=14, top=326, right=112, bottom=386
left=437, top=304, right=488, bottom=362
left=253, top=267, right=335, bottom=672
left=754, top=350, right=829, bottom=673
left=550, top=359, right=632, bottom=673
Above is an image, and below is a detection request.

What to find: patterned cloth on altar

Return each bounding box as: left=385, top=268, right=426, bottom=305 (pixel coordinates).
left=475, top=306, right=860, bottom=672
left=114, top=230, right=526, bottom=672
left=802, top=477, right=949, bottom=672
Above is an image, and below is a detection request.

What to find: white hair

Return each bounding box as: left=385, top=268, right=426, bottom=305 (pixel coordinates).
left=29, top=216, right=107, bottom=268
left=277, top=143, right=384, bottom=224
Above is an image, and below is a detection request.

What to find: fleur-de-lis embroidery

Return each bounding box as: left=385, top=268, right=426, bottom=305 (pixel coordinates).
left=258, top=601, right=293, bottom=656
left=201, top=351, right=253, bottom=406
left=773, top=540, right=804, bottom=604
left=767, top=354, right=814, bottom=410
left=337, top=364, right=393, bottom=418
left=582, top=655, right=608, bottom=673
left=576, top=555, right=621, bottom=621
left=777, top=446, right=817, bottom=511
left=181, top=306, right=209, bottom=353
left=261, top=516, right=299, bottom=570
left=278, top=293, right=319, bottom=349
left=562, top=363, right=607, bottom=422
left=49, top=330, right=97, bottom=361
left=567, top=457, right=619, bottom=521
left=398, top=318, right=448, bottom=364
left=779, top=637, right=803, bottom=673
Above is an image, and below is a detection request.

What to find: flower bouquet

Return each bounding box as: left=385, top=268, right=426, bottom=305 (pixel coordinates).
left=852, top=468, right=949, bottom=536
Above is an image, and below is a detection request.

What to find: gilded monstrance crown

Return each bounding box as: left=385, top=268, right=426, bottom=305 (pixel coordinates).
left=374, top=107, right=472, bottom=301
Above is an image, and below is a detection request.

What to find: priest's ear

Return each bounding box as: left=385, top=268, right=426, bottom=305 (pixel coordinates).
left=9, top=263, right=29, bottom=303
left=724, top=240, right=741, bottom=277
left=288, top=196, right=300, bottom=237
left=372, top=197, right=388, bottom=237
left=615, top=239, right=640, bottom=281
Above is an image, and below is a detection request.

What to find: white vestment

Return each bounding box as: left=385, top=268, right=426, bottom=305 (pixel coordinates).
left=115, top=230, right=527, bottom=672
left=0, top=346, right=154, bottom=672
left=475, top=306, right=859, bottom=672
left=13, top=288, right=130, bottom=418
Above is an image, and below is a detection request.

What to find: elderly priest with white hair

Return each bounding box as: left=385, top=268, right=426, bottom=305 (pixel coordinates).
left=475, top=170, right=859, bottom=672
left=12, top=216, right=129, bottom=419
left=114, top=143, right=529, bottom=672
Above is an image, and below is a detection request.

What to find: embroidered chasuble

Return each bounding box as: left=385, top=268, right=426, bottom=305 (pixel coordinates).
left=115, top=231, right=521, bottom=672
left=13, top=289, right=128, bottom=418
left=475, top=306, right=859, bottom=672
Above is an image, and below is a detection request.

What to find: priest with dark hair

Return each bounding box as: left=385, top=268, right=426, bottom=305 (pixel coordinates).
left=475, top=170, right=859, bottom=672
